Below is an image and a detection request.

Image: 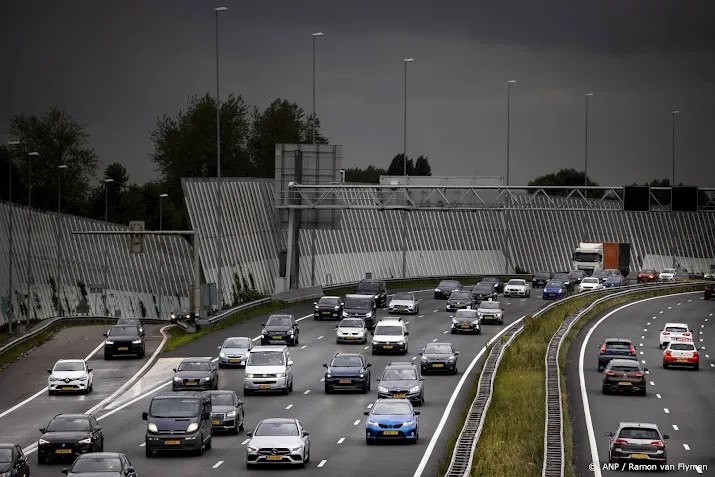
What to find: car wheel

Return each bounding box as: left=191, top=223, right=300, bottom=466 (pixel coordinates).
left=218, top=363, right=224, bottom=369
left=288, top=379, right=294, bottom=392
left=475, top=329, right=481, bottom=335
left=305, top=448, right=310, bottom=463
left=145, top=447, right=153, bottom=458
left=452, top=367, right=458, bottom=375
left=196, top=435, right=204, bottom=455
left=640, top=389, right=647, bottom=396
left=662, top=362, right=668, bottom=369
left=693, top=364, right=699, bottom=371
left=450, top=329, right=456, bottom=334
left=37, top=454, right=46, bottom=465
left=366, top=438, right=373, bottom=445
left=294, top=335, right=299, bottom=345
left=362, top=383, right=369, bottom=393
left=104, top=353, right=112, bottom=360
left=324, top=384, right=332, bottom=394
left=244, top=389, right=252, bottom=396
left=205, top=435, right=212, bottom=450
left=601, top=387, right=609, bottom=394
left=239, top=411, right=245, bottom=431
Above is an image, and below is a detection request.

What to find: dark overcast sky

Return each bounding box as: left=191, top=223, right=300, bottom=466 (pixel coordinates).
left=2, top=0, right=714, bottom=187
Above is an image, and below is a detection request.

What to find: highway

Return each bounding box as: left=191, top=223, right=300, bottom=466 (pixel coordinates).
left=0, top=324, right=168, bottom=450
left=3, top=288, right=542, bottom=477
left=568, top=292, right=714, bottom=476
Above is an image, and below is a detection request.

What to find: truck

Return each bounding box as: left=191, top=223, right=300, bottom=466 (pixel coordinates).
left=572, top=242, right=631, bottom=277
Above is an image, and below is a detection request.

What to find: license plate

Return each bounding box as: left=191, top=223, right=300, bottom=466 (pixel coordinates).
left=461, top=324, right=470, bottom=328
left=266, top=455, right=282, bottom=461
left=394, top=393, right=406, bottom=398
left=549, top=294, right=555, bottom=297
left=322, top=311, right=331, bottom=314
left=118, top=347, right=129, bottom=351
left=345, top=336, right=355, bottom=339
left=185, top=381, right=197, bottom=385
left=55, top=449, right=72, bottom=454
left=630, top=454, right=649, bottom=459
left=339, top=379, right=352, bottom=384
left=455, top=304, right=463, bottom=307
left=433, top=364, right=444, bottom=368
left=618, top=381, right=632, bottom=385
left=677, top=359, right=688, bottom=363
left=383, top=430, right=399, bottom=436
left=229, top=359, right=241, bottom=363
left=273, top=336, right=282, bottom=340
left=484, top=315, right=493, bottom=319
left=259, top=384, right=271, bottom=389
left=383, top=345, right=393, bottom=349
left=212, top=419, right=221, bottom=425
left=164, top=440, right=180, bottom=445
left=62, top=386, right=74, bottom=390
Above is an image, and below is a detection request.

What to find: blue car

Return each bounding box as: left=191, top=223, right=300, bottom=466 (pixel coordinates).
left=364, top=398, right=420, bottom=444
left=604, top=275, right=625, bottom=288
left=542, top=280, right=567, bottom=300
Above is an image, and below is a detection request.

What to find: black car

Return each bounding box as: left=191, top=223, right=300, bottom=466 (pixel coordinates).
left=170, top=308, right=191, bottom=324
left=450, top=309, right=481, bottom=334
left=376, top=362, right=425, bottom=406
left=569, top=270, right=587, bottom=286
left=62, top=452, right=136, bottom=477
left=103, top=324, right=145, bottom=359
left=470, top=284, right=498, bottom=303
left=434, top=280, right=461, bottom=299
left=342, top=294, right=377, bottom=328
left=532, top=271, right=553, bottom=288
left=208, top=390, right=245, bottom=434
left=0, top=443, right=29, bottom=477
left=143, top=391, right=213, bottom=456
left=597, top=338, right=638, bottom=371
left=479, top=277, right=504, bottom=294
left=323, top=352, right=372, bottom=393
left=446, top=290, right=476, bottom=311
left=314, top=296, right=343, bottom=320
left=116, top=317, right=144, bottom=334
left=355, top=279, right=388, bottom=307
left=37, top=413, right=104, bottom=464
left=552, top=272, right=573, bottom=291
left=419, top=342, right=459, bottom=375
left=172, top=358, right=218, bottom=391
left=705, top=283, right=714, bottom=300
left=591, top=269, right=611, bottom=282
left=261, top=314, right=299, bottom=346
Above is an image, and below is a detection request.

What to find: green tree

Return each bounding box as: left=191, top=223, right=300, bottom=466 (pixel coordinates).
left=527, top=168, right=599, bottom=196
left=8, top=106, right=99, bottom=214
left=387, top=154, right=414, bottom=175
left=344, top=165, right=386, bottom=183
left=413, top=156, right=432, bottom=176
left=0, top=145, right=27, bottom=203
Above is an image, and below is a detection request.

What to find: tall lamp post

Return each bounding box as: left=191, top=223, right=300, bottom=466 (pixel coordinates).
left=158, top=193, right=168, bottom=320
left=25, top=151, right=40, bottom=327
left=312, top=32, right=323, bottom=145
left=584, top=92, right=594, bottom=190
left=6, top=140, right=21, bottom=333
left=403, top=58, right=414, bottom=176
left=310, top=31, right=324, bottom=287
left=214, top=6, right=227, bottom=313
left=670, top=110, right=680, bottom=269
left=56, top=164, right=68, bottom=315
left=506, top=80, right=516, bottom=186
left=102, top=178, right=114, bottom=315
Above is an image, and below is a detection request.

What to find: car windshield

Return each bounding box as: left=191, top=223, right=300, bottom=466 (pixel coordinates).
left=117, top=318, right=140, bottom=325
left=455, top=310, right=478, bottom=319
left=479, top=302, right=500, bottom=310
left=669, top=343, right=695, bottom=351
left=425, top=344, right=452, bottom=354
left=582, top=278, right=599, bottom=284
left=438, top=281, right=459, bottom=289
left=554, top=274, right=569, bottom=279
left=481, top=277, right=498, bottom=283
left=450, top=292, right=471, bottom=300
left=331, top=356, right=363, bottom=367
left=340, top=319, right=364, bottom=328
left=605, top=341, right=630, bottom=349
left=393, top=293, right=413, bottom=300
left=46, top=417, right=90, bottom=432
left=375, top=325, right=403, bottom=336
left=255, top=421, right=299, bottom=436
left=665, top=326, right=688, bottom=333
left=382, top=368, right=418, bottom=380
left=0, top=449, right=12, bottom=463
left=177, top=361, right=211, bottom=371
left=609, top=363, right=638, bottom=372
left=640, top=270, right=656, bottom=274
left=546, top=281, right=562, bottom=288
left=662, top=268, right=675, bottom=274
left=535, top=272, right=551, bottom=278
left=71, top=457, right=122, bottom=473
left=54, top=361, right=85, bottom=372
left=593, top=271, right=609, bottom=277
left=344, top=297, right=371, bottom=309
left=605, top=277, right=620, bottom=282
left=372, top=401, right=412, bottom=415
left=508, top=279, right=525, bottom=286
left=570, top=271, right=585, bottom=277
left=108, top=326, right=137, bottom=335
left=473, top=286, right=493, bottom=293
left=573, top=252, right=601, bottom=262
left=318, top=297, right=340, bottom=305
left=618, top=428, right=660, bottom=440
left=266, top=316, right=292, bottom=326
left=357, top=281, right=380, bottom=292
left=210, top=393, right=235, bottom=405
left=150, top=398, right=200, bottom=417
left=223, top=337, right=251, bottom=348
left=247, top=352, right=284, bottom=366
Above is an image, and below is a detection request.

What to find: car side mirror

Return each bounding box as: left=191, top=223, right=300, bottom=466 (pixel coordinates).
left=643, top=367, right=649, bottom=372
left=47, top=369, right=52, bottom=374
left=404, top=332, right=409, bottom=336
left=375, top=378, right=381, bottom=381
left=370, top=331, right=374, bottom=335
left=62, top=469, right=69, bottom=475
left=340, top=302, right=344, bottom=306
left=126, top=466, right=135, bottom=474
left=322, top=363, right=328, bottom=368
left=141, top=332, right=145, bottom=336
left=246, top=431, right=253, bottom=437
left=103, top=333, right=108, bottom=337
left=313, top=302, right=317, bottom=305
left=366, top=363, right=372, bottom=367
left=88, top=368, right=93, bottom=373
left=39, top=428, right=45, bottom=433
left=303, top=432, right=310, bottom=436
left=334, top=326, right=338, bottom=330
left=95, top=426, right=102, bottom=432
left=605, top=432, right=614, bottom=437
left=172, top=368, right=177, bottom=372
left=659, top=329, right=663, bottom=332
left=414, top=411, right=421, bottom=415
left=418, top=351, right=423, bottom=355
left=287, top=360, right=294, bottom=366
left=454, top=351, right=460, bottom=355
left=364, top=411, right=370, bottom=415
left=663, top=434, right=669, bottom=440
left=142, top=412, right=148, bottom=420
left=420, top=377, right=425, bottom=381
left=261, top=324, right=265, bottom=327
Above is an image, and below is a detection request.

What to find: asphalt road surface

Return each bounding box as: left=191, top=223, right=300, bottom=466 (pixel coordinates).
left=568, top=292, right=714, bottom=476
left=12, top=288, right=543, bottom=477
left=0, top=324, right=167, bottom=450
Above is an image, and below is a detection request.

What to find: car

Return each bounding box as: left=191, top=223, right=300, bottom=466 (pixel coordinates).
left=674, top=268, right=691, bottom=280
left=364, top=398, right=420, bottom=444
left=445, top=290, right=476, bottom=311
left=597, top=338, right=638, bottom=371
left=705, top=283, right=714, bottom=300
left=335, top=317, right=369, bottom=344
left=476, top=300, right=504, bottom=325
left=170, top=307, right=191, bottom=324
left=37, top=414, right=104, bottom=464
left=591, top=269, right=611, bottom=282
left=419, top=342, right=459, bottom=375
left=604, top=274, right=625, bottom=288
left=478, top=276, right=504, bottom=294
left=434, top=280, right=461, bottom=299
left=0, top=443, right=29, bottom=477
left=323, top=352, right=372, bottom=393
left=47, top=359, right=94, bottom=395
left=61, top=452, right=136, bottom=477
left=217, top=336, right=253, bottom=368
left=245, top=418, right=311, bottom=468
left=103, top=324, right=145, bottom=359
left=637, top=269, right=659, bottom=283
left=542, top=280, right=567, bottom=300
left=532, top=271, right=553, bottom=288
left=569, top=270, right=587, bottom=286
left=143, top=391, right=212, bottom=456
left=116, top=317, right=144, bottom=334
left=261, top=314, right=299, bottom=346
left=606, top=422, right=668, bottom=468
left=208, top=390, right=245, bottom=434
left=601, top=359, right=648, bottom=395
left=342, top=294, right=377, bottom=329
left=371, top=318, right=409, bottom=354
left=578, top=277, right=603, bottom=292
left=243, top=346, right=294, bottom=395
left=376, top=362, right=425, bottom=406
left=662, top=339, right=699, bottom=370
left=503, top=279, right=530, bottom=297
left=172, top=358, right=218, bottom=391
left=388, top=292, right=419, bottom=314
left=658, top=322, right=692, bottom=349
left=470, top=283, right=498, bottom=303
left=658, top=268, right=676, bottom=282
left=450, top=309, right=481, bottom=334
left=313, top=295, right=343, bottom=320
left=552, top=272, right=573, bottom=291
left=355, top=279, right=388, bottom=307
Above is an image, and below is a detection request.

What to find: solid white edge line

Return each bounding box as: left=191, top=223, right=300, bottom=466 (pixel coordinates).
left=578, top=291, right=701, bottom=477
left=412, top=315, right=525, bottom=477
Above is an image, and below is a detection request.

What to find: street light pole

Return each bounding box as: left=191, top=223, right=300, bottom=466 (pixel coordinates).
left=214, top=6, right=227, bottom=314
left=506, top=80, right=516, bottom=186
left=312, top=32, right=323, bottom=145
left=584, top=93, right=594, bottom=190
left=671, top=110, right=680, bottom=186
left=6, top=140, right=21, bottom=333
left=403, top=58, right=414, bottom=176
left=25, top=151, right=40, bottom=327
left=102, top=178, right=114, bottom=315
left=56, top=164, right=68, bottom=315
left=670, top=110, right=680, bottom=269
left=158, top=193, right=168, bottom=320
left=310, top=32, right=324, bottom=288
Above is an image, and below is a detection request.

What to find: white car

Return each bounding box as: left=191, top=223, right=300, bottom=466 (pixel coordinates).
left=662, top=339, right=700, bottom=370
left=659, top=268, right=676, bottom=281
left=476, top=301, right=504, bottom=325
left=47, top=359, right=93, bottom=395
left=578, top=277, right=603, bottom=292
left=503, top=279, right=530, bottom=298
left=659, top=322, right=692, bottom=349
left=388, top=292, right=419, bottom=314
left=371, top=318, right=409, bottom=355
left=335, top=317, right=368, bottom=344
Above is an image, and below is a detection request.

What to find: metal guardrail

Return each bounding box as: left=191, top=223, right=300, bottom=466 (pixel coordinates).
left=322, top=274, right=534, bottom=292
left=541, top=281, right=707, bottom=477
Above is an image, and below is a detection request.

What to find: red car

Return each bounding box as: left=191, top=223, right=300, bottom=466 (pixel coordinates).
left=637, top=269, right=659, bottom=283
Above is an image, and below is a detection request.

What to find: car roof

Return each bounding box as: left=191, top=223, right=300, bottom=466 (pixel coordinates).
left=478, top=301, right=501, bottom=305
left=426, top=342, right=453, bottom=348
left=372, top=398, right=414, bottom=408
left=250, top=345, right=287, bottom=352
left=207, top=390, right=236, bottom=395
left=56, top=358, right=85, bottom=363
left=386, top=361, right=417, bottom=368
left=223, top=336, right=251, bottom=341
left=180, top=357, right=213, bottom=362
left=52, top=413, right=90, bottom=419
left=604, top=338, right=631, bottom=343
left=344, top=294, right=372, bottom=298
left=268, top=314, right=293, bottom=318
left=319, top=295, right=340, bottom=299
left=618, top=422, right=660, bottom=429
left=260, top=418, right=297, bottom=425
left=663, top=322, right=688, bottom=327
left=609, top=359, right=639, bottom=365
left=74, top=452, right=124, bottom=458
left=480, top=277, right=498, bottom=281
left=156, top=391, right=206, bottom=398
left=378, top=317, right=403, bottom=322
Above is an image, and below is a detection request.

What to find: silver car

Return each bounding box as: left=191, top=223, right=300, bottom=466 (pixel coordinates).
left=606, top=422, right=669, bottom=469
left=243, top=346, right=294, bottom=395
left=388, top=292, right=419, bottom=314
left=476, top=300, right=504, bottom=325
left=246, top=418, right=311, bottom=468
left=217, top=336, right=253, bottom=368
left=335, top=318, right=368, bottom=344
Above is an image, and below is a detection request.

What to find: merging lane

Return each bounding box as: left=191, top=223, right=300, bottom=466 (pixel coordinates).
left=569, top=292, right=714, bottom=476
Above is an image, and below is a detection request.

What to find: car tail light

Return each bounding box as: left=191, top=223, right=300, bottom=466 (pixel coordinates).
left=629, top=345, right=636, bottom=355
left=634, top=372, right=644, bottom=377
left=684, top=332, right=690, bottom=336
left=692, top=351, right=699, bottom=358
left=662, top=332, right=670, bottom=335
left=605, top=371, right=617, bottom=376
left=600, top=344, right=607, bottom=353
left=614, top=439, right=629, bottom=445
left=650, top=441, right=665, bottom=447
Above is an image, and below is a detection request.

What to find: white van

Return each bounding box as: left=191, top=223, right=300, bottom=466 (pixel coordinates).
left=371, top=318, right=409, bottom=355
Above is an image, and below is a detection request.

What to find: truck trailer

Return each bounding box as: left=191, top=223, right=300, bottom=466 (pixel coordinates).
left=572, top=242, right=631, bottom=277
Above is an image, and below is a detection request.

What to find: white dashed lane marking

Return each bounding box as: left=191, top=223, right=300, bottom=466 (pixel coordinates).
left=644, top=328, right=648, bottom=332
left=641, top=360, right=646, bottom=364
left=317, top=336, right=324, bottom=340
left=656, top=394, right=662, bottom=399
left=304, top=390, right=311, bottom=394
left=641, top=336, right=645, bottom=339
left=683, top=444, right=690, bottom=451
left=660, top=311, right=664, bottom=314
left=353, top=420, right=360, bottom=425
left=432, top=338, right=438, bottom=342
left=363, top=346, right=369, bottom=350
left=139, top=443, right=145, bottom=447
left=433, top=310, right=438, bottom=313
left=320, top=378, right=325, bottom=382
left=301, top=345, right=308, bottom=349
left=213, top=461, right=223, bottom=469
left=337, top=438, right=345, bottom=444
left=318, top=460, right=328, bottom=468
left=702, top=324, right=706, bottom=328
left=367, top=403, right=373, bottom=409
left=640, top=352, right=644, bottom=355
left=664, top=408, right=670, bottom=414
left=419, top=315, right=424, bottom=318
left=405, top=322, right=410, bottom=324
left=677, top=303, right=681, bottom=306
left=285, top=404, right=293, bottom=410
left=650, top=381, right=655, bottom=386
left=412, top=357, right=417, bottom=360
left=647, top=322, right=651, bottom=326
left=443, top=330, right=449, bottom=334
left=673, top=425, right=679, bottom=430
left=640, top=343, right=644, bottom=347
left=668, top=306, right=672, bottom=309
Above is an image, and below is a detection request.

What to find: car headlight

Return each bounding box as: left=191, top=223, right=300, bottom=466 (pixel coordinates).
left=186, top=423, right=199, bottom=433
left=171, top=314, right=176, bottom=318
left=403, top=420, right=415, bottom=426
left=367, top=420, right=379, bottom=426
left=247, top=446, right=258, bottom=452
left=326, top=373, right=331, bottom=378
left=365, top=312, right=372, bottom=317
left=290, top=446, right=302, bottom=452
left=421, top=357, right=428, bottom=362
left=49, top=377, right=59, bottom=381
left=472, top=320, right=480, bottom=325
left=448, top=356, right=456, bottom=361
left=275, top=373, right=286, bottom=378
left=261, top=330, right=268, bottom=335
left=287, top=330, right=294, bottom=335
left=314, top=306, right=319, bottom=310
left=77, top=437, right=92, bottom=444
left=342, top=312, right=348, bottom=317
left=147, top=423, right=158, bottom=433
left=395, top=339, right=405, bottom=345
left=378, top=386, right=388, bottom=393
left=409, top=386, right=421, bottom=393
left=219, top=351, right=226, bottom=358
left=202, top=376, right=211, bottom=381
left=132, top=339, right=142, bottom=344
left=79, top=374, right=88, bottom=381
left=225, top=411, right=236, bottom=418
left=105, top=340, right=114, bottom=345
left=173, top=377, right=182, bottom=381
left=359, top=372, right=364, bottom=378
left=334, top=306, right=339, bottom=310
left=434, top=288, right=441, bottom=292
left=38, top=439, right=49, bottom=445
left=451, top=319, right=458, bottom=324
left=245, top=373, right=254, bottom=378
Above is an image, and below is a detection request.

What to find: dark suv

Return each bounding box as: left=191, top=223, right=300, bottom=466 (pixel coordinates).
left=532, top=271, right=553, bottom=288
left=355, top=279, right=388, bottom=307
left=103, top=325, right=145, bottom=359
left=143, top=392, right=213, bottom=457
left=37, top=414, right=104, bottom=464
left=323, top=353, right=372, bottom=393
left=261, top=314, right=299, bottom=346
left=376, top=362, right=425, bottom=406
